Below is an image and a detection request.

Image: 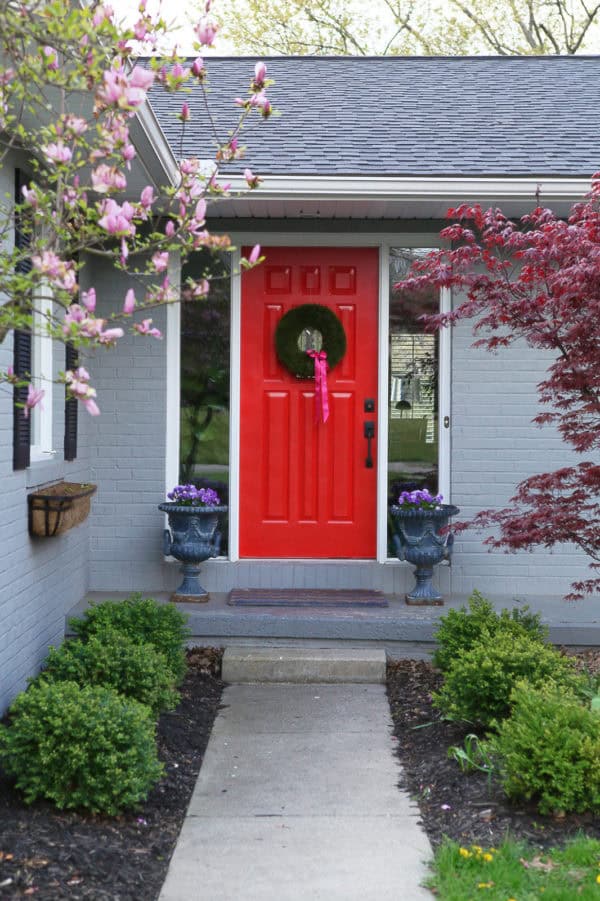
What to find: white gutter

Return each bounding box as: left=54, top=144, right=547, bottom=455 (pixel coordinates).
left=219, top=174, right=591, bottom=204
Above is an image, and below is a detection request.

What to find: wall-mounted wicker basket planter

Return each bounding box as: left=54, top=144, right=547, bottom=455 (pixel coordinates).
left=28, top=482, right=97, bottom=538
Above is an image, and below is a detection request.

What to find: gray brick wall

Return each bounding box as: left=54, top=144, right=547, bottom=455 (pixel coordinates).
left=449, top=313, right=597, bottom=601
left=0, top=160, right=91, bottom=714
left=83, top=256, right=173, bottom=591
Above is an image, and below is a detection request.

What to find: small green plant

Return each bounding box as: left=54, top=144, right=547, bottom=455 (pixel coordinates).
left=40, top=631, right=179, bottom=716
left=0, top=680, right=163, bottom=815
left=69, top=594, right=190, bottom=685
left=433, top=630, right=584, bottom=728
left=429, top=835, right=600, bottom=900
left=432, top=590, right=548, bottom=672
left=448, top=733, right=496, bottom=786
left=487, top=680, right=600, bottom=815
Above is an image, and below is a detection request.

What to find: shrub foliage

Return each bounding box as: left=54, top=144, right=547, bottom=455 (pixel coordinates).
left=69, top=594, right=190, bottom=685
left=0, top=680, right=163, bottom=815
left=488, top=681, right=600, bottom=815
left=433, top=590, right=547, bottom=672
left=433, top=630, right=584, bottom=728
left=41, top=631, right=179, bottom=716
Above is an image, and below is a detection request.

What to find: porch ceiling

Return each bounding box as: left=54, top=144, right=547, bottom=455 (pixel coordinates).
left=205, top=176, right=590, bottom=221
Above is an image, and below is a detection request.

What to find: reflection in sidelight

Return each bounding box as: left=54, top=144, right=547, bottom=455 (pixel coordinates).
left=179, top=250, right=230, bottom=555
left=388, top=248, right=439, bottom=554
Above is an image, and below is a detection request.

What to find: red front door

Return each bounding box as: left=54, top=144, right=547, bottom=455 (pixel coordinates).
left=239, top=247, right=379, bottom=558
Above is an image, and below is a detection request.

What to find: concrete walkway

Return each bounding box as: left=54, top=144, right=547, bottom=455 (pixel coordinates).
left=159, top=682, right=432, bottom=900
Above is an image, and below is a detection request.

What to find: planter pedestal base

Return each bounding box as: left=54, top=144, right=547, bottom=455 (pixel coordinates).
left=171, top=592, right=210, bottom=604
left=171, top=563, right=209, bottom=604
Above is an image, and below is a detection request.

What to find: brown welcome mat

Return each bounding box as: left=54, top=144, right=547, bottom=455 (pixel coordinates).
left=228, top=589, right=389, bottom=608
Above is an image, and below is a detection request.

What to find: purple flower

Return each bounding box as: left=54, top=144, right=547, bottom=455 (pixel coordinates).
left=396, top=489, right=443, bottom=509
left=167, top=484, right=221, bottom=507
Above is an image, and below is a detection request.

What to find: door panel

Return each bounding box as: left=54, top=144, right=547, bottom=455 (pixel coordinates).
left=240, top=247, right=379, bottom=558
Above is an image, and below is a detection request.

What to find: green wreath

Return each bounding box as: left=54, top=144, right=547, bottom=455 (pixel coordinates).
left=274, top=304, right=347, bottom=379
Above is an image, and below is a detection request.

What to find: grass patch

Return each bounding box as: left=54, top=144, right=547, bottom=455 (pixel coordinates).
left=428, top=835, right=600, bottom=900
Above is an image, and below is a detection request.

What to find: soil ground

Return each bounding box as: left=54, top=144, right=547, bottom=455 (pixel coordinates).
left=0, top=649, right=224, bottom=900
left=386, top=651, right=600, bottom=851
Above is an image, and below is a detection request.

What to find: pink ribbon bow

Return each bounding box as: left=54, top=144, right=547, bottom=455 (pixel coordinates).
left=307, top=349, right=329, bottom=423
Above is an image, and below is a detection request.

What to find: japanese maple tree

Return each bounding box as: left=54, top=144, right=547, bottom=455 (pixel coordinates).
left=395, top=180, right=600, bottom=599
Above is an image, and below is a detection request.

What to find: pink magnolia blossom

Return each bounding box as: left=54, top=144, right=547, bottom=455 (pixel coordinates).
left=152, top=252, right=169, bottom=272
left=21, top=185, right=38, bottom=207
left=23, top=384, right=45, bottom=418
left=122, top=144, right=136, bottom=165
left=254, top=61, right=266, bottom=87
left=92, top=4, right=114, bottom=27
left=92, top=164, right=127, bottom=193
left=123, top=288, right=136, bottom=313
left=244, top=168, right=261, bottom=189
left=42, top=142, right=72, bottom=165
left=195, top=17, right=218, bottom=45
left=61, top=115, right=87, bottom=137
left=179, top=102, right=191, bottom=122
left=98, top=327, right=124, bottom=344
left=81, top=288, right=96, bottom=312
left=65, top=368, right=100, bottom=415
left=191, top=57, right=204, bottom=78
left=140, top=185, right=155, bottom=209
left=32, top=252, right=77, bottom=293
left=43, top=46, right=59, bottom=71
left=98, top=199, right=136, bottom=237
left=134, top=318, right=162, bottom=338
left=248, top=243, right=261, bottom=264
left=165, top=220, right=175, bottom=237
left=96, top=65, right=154, bottom=111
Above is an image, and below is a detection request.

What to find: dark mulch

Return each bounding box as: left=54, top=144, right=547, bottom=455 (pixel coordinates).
left=0, top=648, right=224, bottom=900
left=387, top=652, right=600, bottom=852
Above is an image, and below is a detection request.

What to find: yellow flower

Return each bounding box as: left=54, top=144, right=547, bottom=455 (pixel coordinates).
left=477, top=882, right=493, bottom=889
left=472, top=845, right=483, bottom=853
left=482, top=853, right=494, bottom=862
left=596, top=874, right=600, bottom=884
left=459, top=848, right=472, bottom=858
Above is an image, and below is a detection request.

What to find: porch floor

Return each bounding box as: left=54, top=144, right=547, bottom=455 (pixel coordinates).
left=66, top=591, right=600, bottom=657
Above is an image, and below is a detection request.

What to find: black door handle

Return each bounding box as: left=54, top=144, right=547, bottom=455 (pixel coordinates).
left=364, top=421, right=375, bottom=468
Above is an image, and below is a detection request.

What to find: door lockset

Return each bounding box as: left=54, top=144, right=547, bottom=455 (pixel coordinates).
left=364, top=421, right=375, bottom=468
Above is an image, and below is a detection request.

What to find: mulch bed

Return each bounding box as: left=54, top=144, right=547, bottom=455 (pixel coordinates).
left=0, top=648, right=224, bottom=900
left=387, top=651, right=600, bottom=852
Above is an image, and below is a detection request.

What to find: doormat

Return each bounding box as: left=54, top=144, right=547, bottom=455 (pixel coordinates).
left=228, top=589, right=389, bottom=608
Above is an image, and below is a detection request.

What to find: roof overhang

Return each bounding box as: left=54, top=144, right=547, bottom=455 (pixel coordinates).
left=206, top=175, right=592, bottom=220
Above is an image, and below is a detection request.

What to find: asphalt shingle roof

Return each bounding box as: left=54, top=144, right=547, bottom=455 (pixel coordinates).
left=148, top=55, right=600, bottom=177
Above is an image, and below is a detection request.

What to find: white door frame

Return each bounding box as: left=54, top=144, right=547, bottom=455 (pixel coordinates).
left=168, top=231, right=451, bottom=563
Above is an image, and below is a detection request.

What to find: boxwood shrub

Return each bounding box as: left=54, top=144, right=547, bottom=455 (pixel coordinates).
left=0, top=680, right=164, bottom=815
left=69, top=594, right=190, bottom=685
left=433, top=590, right=548, bottom=672
left=40, top=631, right=179, bottom=716
left=433, top=630, right=585, bottom=728
left=488, top=681, right=600, bottom=815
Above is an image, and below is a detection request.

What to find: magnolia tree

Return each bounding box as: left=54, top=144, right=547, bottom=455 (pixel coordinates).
left=397, top=181, right=600, bottom=599
left=0, top=0, right=270, bottom=416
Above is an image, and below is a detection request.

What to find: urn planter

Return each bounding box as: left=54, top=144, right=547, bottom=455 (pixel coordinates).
left=159, top=503, right=227, bottom=603
left=389, top=503, right=459, bottom=606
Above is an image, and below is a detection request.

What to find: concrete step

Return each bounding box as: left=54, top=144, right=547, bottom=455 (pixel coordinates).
left=221, top=646, right=386, bottom=683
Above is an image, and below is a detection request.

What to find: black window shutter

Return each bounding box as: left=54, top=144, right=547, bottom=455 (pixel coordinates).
left=64, top=343, right=78, bottom=461
left=13, top=329, right=31, bottom=470
left=13, top=169, right=32, bottom=470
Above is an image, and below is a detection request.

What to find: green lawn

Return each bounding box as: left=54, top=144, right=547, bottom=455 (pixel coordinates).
left=429, top=836, right=600, bottom=900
